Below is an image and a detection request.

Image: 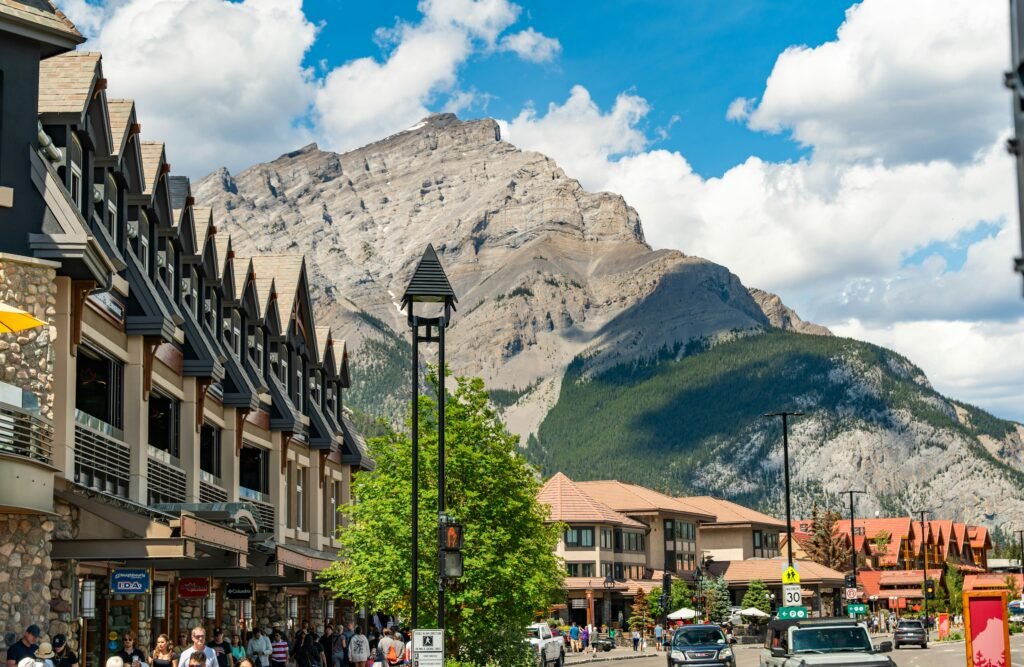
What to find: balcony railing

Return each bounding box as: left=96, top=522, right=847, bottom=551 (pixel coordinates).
left=241, top=486, right=275, bottom=530
left=147, top=445, right=187, bottom=505
left=199, top=480, right=228, bottom=504
left=74, top=410, right=130, bottom=498
left=0, top=401, right=54, bottom=465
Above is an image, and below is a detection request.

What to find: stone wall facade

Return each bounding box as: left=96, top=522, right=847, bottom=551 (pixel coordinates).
left=0, top=500, right=77, bottom=654
left=0, top=255, right=57, bottom=421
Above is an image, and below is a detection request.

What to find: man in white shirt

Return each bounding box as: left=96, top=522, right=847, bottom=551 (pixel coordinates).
left=177, top=627, right=217, bottom=667
left=246, top=628, right=271, bottom=667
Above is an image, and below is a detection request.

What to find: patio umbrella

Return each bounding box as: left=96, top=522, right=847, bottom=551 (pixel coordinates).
left=0, top=303, right=45, bottom=333
left=739, top=607, right=770, bottom=618
left=668, top=607, right=698, bottom=620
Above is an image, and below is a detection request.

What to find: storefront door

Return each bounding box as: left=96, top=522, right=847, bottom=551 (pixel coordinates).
left=108, top=600, right=139, bottom=658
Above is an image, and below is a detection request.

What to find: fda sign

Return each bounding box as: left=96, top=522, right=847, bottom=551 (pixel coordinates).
left=111, top=569, right=151, bottom=594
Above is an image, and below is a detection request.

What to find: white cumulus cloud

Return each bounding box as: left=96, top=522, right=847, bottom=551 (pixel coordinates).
left=500, top=28, right=562, bottom=63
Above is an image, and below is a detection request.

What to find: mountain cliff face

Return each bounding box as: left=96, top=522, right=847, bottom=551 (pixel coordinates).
left=195, top=113, right=1024, bottom=527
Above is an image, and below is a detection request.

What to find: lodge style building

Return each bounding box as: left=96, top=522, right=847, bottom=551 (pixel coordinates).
left=0, top=3, right=372, bottom=665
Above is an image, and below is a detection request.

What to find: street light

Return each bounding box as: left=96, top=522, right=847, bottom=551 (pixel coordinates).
left=603, top=576, right=615, bottom=630
left=915, top=510, right=929, bottom=626
left=842, top=490, right=866, bottom=615
left=401, top=244, right=458, bottom=631
left=764, top=411, right=804, bottom=568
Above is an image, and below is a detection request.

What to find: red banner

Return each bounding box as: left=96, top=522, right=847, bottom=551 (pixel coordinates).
left=965, top=591, right=1010, bottom=667
left=178, top=578, right=210, bottom=598
left=938, top=613, right=950, bottom=640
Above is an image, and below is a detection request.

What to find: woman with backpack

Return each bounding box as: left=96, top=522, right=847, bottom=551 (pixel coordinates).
left=296, top=635, right=324, bottom=667
left=347, top=629, right=369, bottom=667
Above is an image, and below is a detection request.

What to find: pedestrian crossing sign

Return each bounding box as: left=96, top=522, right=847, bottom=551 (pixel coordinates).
left=782, top=566, right=800, bottom=585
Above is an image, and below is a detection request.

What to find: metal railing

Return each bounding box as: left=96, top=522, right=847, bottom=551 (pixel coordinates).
left=199, top=481, right=228, bottom=504
left=147, top=454, right=187, bottom=505
left=0, top=401, right=54, bottom=465
left=241, top=487, right=275, bottom=531
left=74, top=414, right=130, bottom=498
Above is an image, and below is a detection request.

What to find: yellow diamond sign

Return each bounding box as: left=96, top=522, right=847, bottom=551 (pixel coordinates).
left=782, top=566, right=801, bottom=585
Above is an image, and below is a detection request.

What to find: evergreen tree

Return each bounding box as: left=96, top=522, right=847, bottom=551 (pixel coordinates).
left=945, top=565, right=964, bottom=615
left=705, top=576, right=732, bottom=623
left=740, top=579, right=772, bottom=623
left=628, top=589, right=652, bottom=634
left=804, top=504, right=851, bottom=571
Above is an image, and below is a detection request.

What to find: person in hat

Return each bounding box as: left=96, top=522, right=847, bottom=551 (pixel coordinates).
left=6, top=624, right=41, bottom=667
left=34, top=642, right=55, bottom=667
left=51, top=635, right=77, bottom=667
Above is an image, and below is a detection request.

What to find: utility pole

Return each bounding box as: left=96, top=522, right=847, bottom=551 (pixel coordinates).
left=844, top=491, right=866, bottom=610
left=916, top=510, right=929, bottom=626
left=765, top=411, right=804, bottom=568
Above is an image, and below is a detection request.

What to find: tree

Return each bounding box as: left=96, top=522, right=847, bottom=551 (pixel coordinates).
left=804, top=504, right=851, bottom=571
left=705, top=576, right=732, bottom=623
left=648, top=579, right=695, bottom=619
left=628, top=589, right=652, bottom=635
left=945, top=565, right=964, bottom=615
left=1006, top=574, right=1022, bottom=601
left=740, top=580, right=772, bottom=623
left=873, top=530, right=891, bottom=556
left=320, top=370, right=564, bottom=666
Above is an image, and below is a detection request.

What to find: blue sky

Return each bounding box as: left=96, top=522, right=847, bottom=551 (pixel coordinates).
left=64, top=0, right=1024, bottom=420
left=300, top=1, right=847, bottom=176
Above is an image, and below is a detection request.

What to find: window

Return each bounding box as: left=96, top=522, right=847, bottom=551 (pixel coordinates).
left=231, top=311, right=242, bottom=358
left=614, top=563, right=624, bottom=579
left=163, top=244, right=175, bottom=294
left=239, top=444, right=269, bottom=495
left=75, top=346, right=123, bottom=431
left=326, top=479, right=339, bottom=537
left=70, top=157, right=83, bottom=209
left=204, top=287, right=216, bottom=332
left=295, top=466, right=306, bottom=531
left=199, top=423, right=220, bottom=478
left=186, top=268, right=200, bottom=317
left=148, top=393, right=179, bottom=457
left=564, top=527, right=594, bottom=548
left=294, top=357, right=304, bottom=412
left=140, top=233, right=150, bottom=273
left=565, top=563, right=595, bottom=577
left=106, top=174, right=118, bottom=239
left=601, top=562, right=613, bottom=578
left=600, top=528, right=613, bottom=549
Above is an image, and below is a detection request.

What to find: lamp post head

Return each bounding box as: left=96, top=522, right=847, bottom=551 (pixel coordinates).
left=603, top=576, right=615, bottom=590
left=401, top=244, right=458, bottom=320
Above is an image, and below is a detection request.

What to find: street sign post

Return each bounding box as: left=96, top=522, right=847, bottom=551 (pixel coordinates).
left=413, top=629, right=444, bottom=667
left=846, top=604, right=868, bottom=615
left=778, top=606, right=809, bottom=620
left=782, top=584, right=802, bottom=607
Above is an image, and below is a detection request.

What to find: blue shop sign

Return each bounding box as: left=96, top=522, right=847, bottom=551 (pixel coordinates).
left=111, top=569, right=151, bottom=594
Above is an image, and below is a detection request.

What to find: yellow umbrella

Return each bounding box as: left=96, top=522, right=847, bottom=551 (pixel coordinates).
left=0, top=303, right=46, bottom=333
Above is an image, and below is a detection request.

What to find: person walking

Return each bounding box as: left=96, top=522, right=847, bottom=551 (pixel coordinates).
left=151, top=634, right=175, bottom=667
left=35, top=642, right=55, bottom=667
left=654, top=624, right=663, bottom=652
left=328, top=625, right=346, bottom=667
left=632, top=627, right=640, bottom=652
left=246, top=629, right=271, bottom=667
left=580, top=625, right=589, bottom=655
left=231, top=637, right=246, bottom=666
left=116, top=632, right=146, bottom=667
left=269, top=633, right=288, bottom=667
left=52, top=635, right=78, bottom=667
left=6, top=624, right=41, bottom=667
left=296, top=635, right=323, bottom=667
left=177, top=627, right=218, bottom=667
left=209, top=629, right=234, bottom=667
left=569, top=623, right=579, bottom=653
left=346, top=629, right=369, bottom=667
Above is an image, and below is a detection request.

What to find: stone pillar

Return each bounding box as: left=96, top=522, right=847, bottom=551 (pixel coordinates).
left=180, top=379, right=200, bottom=502
left=51, top=277, right=75, bottom=475
left=307, top=452, right=323, bottom=547
left=220, top=408, right=240, bottom=502
left=268, top=443, right=285, bottom=544
left=0, top=255, right=58, bottom=419
left=124, top=337, right=148, bottom=504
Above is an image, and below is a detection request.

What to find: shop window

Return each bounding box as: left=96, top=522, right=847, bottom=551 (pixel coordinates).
left=148, top=393, right=179, bottom=457
left=75, top=346, right=123, bottom=431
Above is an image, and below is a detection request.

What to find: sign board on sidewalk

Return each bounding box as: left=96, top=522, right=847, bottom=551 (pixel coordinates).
left=964, top=591, right=1010, bottom=667
left=845, top=587, right=859, bottom=601
left=782, top=566, right=801, bottom=585
left=111, top=569, right=150, bottom=594
left=413, top=629, right=444, bottom=667
left=937, top=613, right=950, bottom=640
left=777, top=606, right=808, bottom=620
left=782, top=584, right=802, bottom=606
left=846, top=604, right=867, bottom=615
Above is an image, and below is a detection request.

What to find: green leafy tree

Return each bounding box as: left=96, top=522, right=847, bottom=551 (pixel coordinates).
left=740, top=580, right=772, bottom=623
left=320, top=370, right=564, bottom=666
left=648, top=579, right=695, bottom=619
left=804, top=504, right=851, bottom=571
left=945, top=565, right=964, bottom=615
left=628, top=589, right=652, bottom=634
left=705, top=576, right=732, bottom=623
left=1007, top=575, right=1022, bottom=601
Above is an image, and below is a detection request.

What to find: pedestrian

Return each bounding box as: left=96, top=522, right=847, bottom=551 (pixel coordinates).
left=328, top=624, right=346, bottom=667
left=632, top=627, right=640, bottom=652
left=6, top=624, right=41, bottom=667
left=35, top=642, right=55, bottom=667
left=150, top=634, right=175, bottom=667
left=346, top=628, right=369, bottom=667
left=580, top=625, right=589, bottom=654
left=231, top=637, right=245, bottom=666
left=269, top=633, right=288, bottom=667
left=296, top=634, right=324, bottom=667
left=569, top=623, right=579, bottom=653
left=246, top=629, right=270, bottom=667
left=318, top=626, right=333, bottom=667
left=376, top=630, right=401, bottom=667
left=177, top=626, right=218, bottom=667
left=176, top=635, right=190, bottom=657
left=188, top=653, right=207, bottom=667
left=106, top=658, right=125, bottom=667
left=51, top=635, right=78, bottom=667
left=209, top=629, right=233, bottom=667
left=116, top=632, right=146, bottom=667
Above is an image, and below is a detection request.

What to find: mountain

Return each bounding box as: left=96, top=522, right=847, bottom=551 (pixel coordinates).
left=195, top=113, right=1024, bottom=527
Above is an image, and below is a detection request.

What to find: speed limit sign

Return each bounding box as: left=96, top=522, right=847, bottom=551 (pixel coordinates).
left=783, top=584, right=802, bottom=606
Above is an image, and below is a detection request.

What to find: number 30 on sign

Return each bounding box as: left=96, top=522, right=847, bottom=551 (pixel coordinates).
left=783, top=584, right=801, bottom=606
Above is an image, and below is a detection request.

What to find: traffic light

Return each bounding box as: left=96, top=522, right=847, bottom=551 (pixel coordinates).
left=439, top=518, right=463, bottom=578
left=925, top=579, right=936, bottom=600
left=662, top=571, right=672, bottom=593
left=845, top=574, right=856, bottom=588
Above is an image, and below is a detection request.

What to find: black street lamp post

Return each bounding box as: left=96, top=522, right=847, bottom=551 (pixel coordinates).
left=402, top=244, right=457, bottom=630
left=764, top=411, right=804, bottom=569
left=843, top=490, right=866, bottom=614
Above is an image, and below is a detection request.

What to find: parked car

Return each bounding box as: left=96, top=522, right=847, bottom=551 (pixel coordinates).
left=760, top=618, right=894, bottom=667
left=591, top=633, right=616, bottom=652
left=893, top=619, right=928, bottom=649
left=668, top=624, right=735, bottom=667
left=527, top=623, right=565, bottom=667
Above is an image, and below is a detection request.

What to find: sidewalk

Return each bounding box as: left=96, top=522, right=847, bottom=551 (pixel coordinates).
left=564, top=648, right=659, bottom=664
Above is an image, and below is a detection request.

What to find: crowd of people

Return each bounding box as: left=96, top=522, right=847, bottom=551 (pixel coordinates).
left=4, top=621, right=414, bottom=667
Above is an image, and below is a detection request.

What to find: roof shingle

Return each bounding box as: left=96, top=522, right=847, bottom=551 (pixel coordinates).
left=682, top=496, right=785, bottom=527
left=0, top=0, right=83, bottom=44
left=139, top=141, right=165, bottom=197
left=38, top=51, right=99, bottom=116
left=539, top=473, right=646, bottom=528
left=106, top=99, right=135, bottom=157
left=575, top=480, right=715, bottom=520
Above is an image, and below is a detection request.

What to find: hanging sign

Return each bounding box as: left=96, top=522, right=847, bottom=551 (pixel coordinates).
left=111, top=569, right=151, bottom=594
left=178, top=578, right=210, bottom=597
left=226, top=583, right=254, bottom=600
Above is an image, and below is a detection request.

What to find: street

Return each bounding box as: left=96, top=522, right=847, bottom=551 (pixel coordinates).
left=566, top=633, right=1024, bottom=667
